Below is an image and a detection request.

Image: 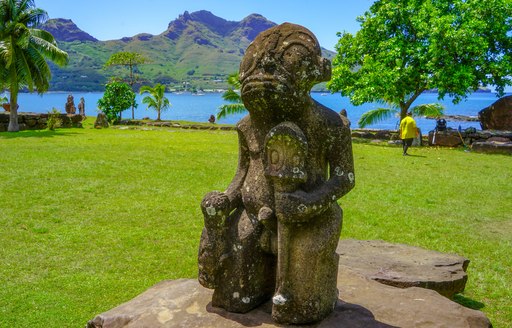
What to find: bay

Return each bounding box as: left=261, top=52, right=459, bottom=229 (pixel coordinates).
left=6, top=91, right=506, bottom=131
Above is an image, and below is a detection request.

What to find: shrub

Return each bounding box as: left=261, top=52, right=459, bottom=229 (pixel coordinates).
left=47, top=108, right=62, bottom=130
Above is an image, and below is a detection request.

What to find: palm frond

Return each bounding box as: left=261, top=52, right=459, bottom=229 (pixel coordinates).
left=222, top=88, right=241, bottom=103
left=217, top=103, right=247, bottom=120
left=357, top=107, right=397, bottom=128
left=226, top=72, right=240, bottom=89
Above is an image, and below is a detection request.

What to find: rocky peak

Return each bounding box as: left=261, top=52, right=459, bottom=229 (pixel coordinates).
left=164, top=10, right=238, bottom=40
left=163, top=10, right=278, bottom=42
left=41, top=18, right=97, bottom=42
left=236, top=13, right=276, bottom=41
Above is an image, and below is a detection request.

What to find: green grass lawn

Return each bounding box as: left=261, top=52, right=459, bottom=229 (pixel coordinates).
left=0, top=125, right=510, bottom=327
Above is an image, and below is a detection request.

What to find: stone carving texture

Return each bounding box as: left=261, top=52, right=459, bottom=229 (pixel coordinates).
left=65, top=94, right=76, bottom=114
left=198, top=23, right=355, bottom=324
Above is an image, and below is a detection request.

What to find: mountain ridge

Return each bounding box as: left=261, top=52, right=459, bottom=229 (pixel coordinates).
left=41, top=11, right=334, bottom=92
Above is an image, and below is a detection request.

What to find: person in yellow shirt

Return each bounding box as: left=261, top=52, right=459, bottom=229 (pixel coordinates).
left=399, top=112, right=419, bottom=156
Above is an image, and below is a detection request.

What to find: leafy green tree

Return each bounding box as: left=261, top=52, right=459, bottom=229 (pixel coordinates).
left=0, top=0, right=68, bottom=132
left=139, top=83, right=171, bottom=121
left=104, top=51, right=149, bottom=119
left=97, top=81, right=136, bottom=123
left=328, top=0, right=512, bottom=128
left=216, top=72, right=246, bottom=120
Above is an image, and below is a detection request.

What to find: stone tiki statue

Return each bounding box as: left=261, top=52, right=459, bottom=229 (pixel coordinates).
left=65, top=94, right=76, bottom=114
left=78, top=97, right=85, bottom=116
left=198, top=23, right=355, bottom=324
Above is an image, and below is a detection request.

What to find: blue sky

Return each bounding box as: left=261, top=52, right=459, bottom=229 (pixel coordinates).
left=35, top=0, right=374, bottom=50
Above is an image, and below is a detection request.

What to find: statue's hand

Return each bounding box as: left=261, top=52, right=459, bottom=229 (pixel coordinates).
left=201, top=191, right=231, bottom=228
left=275, top=190, right=322, bottom=223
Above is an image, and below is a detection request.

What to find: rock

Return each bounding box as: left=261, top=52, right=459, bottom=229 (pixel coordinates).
left=487, top=137, right=511, bottom=143
left=87, top=269, right=491, bottom=328
left=428, top=130, right=463, bottom=147
left=478, top=95, right=512, bottom=130
left=472, top=141, right=512, bottom=155
left=352, top=131, right=374, bottom=139
left=337, top=239, right=468, bottom=298
left=374, top=130, right=391, bottom=140
left=94, top=113, right=109, bottom=129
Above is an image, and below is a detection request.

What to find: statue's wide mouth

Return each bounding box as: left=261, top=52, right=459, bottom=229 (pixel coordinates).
left=241, top=76, right=292, bottom=97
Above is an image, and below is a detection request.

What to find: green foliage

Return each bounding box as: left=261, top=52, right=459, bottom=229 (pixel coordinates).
left=97, top=81, right=136, bottom=123
left=0, top=0, right=68, bottom=131
left=139, top=83, right=171, bottom=121
left=46, top=108, right=62, bottom=130
left=0, top=128, right=511, bottom=327
left=0, top=95, right=7, bottom=105
left=216, top=72, right=246, bottom=120
left=328, top=0, right=512, bottom=123
left=410, top=103, right=445, bottom=118
left=104, top=51, right=149, bottom=87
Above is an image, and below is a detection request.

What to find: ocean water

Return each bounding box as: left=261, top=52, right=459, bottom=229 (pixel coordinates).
left=7, top=91, right=507, bottom=131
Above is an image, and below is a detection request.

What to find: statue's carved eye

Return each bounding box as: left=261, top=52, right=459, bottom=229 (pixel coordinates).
left=281, top=45, right=313, bottom=75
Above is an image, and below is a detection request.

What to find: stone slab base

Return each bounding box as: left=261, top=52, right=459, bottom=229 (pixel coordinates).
left=87, top=268, right=490, bottom=327
left=337, top=239, right=469, bottom=298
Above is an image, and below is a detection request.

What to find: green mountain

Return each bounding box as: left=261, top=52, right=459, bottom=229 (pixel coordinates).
left=42, top=11, right=335, bottom=92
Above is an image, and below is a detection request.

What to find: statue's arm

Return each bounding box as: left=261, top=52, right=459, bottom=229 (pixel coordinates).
left=224, top=129, right=250, bottom=209
left=276, top=123, right=355, bottom=222
left=201, top=128, right=249, bottom=216
left=325, top=123, right=355, bottom=198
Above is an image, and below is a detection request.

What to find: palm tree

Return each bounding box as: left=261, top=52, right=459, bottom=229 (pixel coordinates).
left=139, top=83, right=171, bottom=121
left=358, top=103, right=445, bottom=128
left=216, top=72, right=246, bottom=120
left=0, top=0, right=68, bottom=132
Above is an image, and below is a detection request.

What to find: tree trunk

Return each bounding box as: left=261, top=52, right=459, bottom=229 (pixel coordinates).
left=7, top=91, right=19, bottom=132
left=399, top=104, right=408, bottom=121
left=157, top=109, right=161, bottom=121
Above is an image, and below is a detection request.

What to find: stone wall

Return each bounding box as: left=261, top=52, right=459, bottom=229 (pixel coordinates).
left=0, top=112, right=83, bottom=131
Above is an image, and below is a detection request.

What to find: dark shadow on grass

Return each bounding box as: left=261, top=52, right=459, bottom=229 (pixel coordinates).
left=404, top=154, right=427, bottom=158
left=0, top=130, right=80, bottom=139
left=453, top=294, right=486, bottom=310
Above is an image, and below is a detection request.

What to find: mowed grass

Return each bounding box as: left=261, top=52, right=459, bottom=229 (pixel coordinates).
left=0, top=125, right=510, bottom=327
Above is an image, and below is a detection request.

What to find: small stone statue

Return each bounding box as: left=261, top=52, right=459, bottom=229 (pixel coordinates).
left=78, top=97, right=85, bottom=116
left=65, top=94, right=76, bottom=114
left=94, top=112, right=109, bottom=129
left=198, top=23, right=355, bottom=325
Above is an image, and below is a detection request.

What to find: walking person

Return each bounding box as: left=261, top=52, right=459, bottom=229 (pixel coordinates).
left=399, top=112, right=418, bottom=156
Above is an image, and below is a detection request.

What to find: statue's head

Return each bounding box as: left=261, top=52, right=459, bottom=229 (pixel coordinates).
left=240, top=23, right=331, bottom=117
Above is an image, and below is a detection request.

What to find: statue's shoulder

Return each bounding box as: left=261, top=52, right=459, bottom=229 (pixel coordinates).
left=312, top=101, right=348, bottom=130
left=235, top=115, right=253, bottom=138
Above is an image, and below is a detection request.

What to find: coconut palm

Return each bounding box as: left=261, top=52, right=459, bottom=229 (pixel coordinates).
left=358, top=103, right=445, bottom=128
left=216, top=72, right=246, bottom=120
left=139, top=83, right=171, bottom=121
left=0, top=0, right=68, bottom=132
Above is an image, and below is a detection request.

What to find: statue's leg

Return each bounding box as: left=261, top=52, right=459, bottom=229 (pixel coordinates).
left=272, top=205, right=342, bottom=324
left=211, top=210, right=276, bottom=313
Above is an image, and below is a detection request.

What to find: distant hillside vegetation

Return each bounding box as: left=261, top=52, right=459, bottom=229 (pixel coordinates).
left=42, top=11, right=335, bottom=92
